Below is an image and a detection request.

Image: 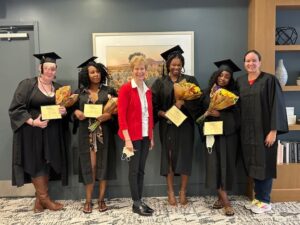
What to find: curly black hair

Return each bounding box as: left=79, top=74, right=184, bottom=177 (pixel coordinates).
left=78, top=62, right=109, bottom=88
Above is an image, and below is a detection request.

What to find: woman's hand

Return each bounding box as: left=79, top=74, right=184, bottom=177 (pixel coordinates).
left=74, top=110, right=86, bottom=121
left=207, top=109, right=220, bottom=117
left=158, top=110, right=167, bottom=119
left=34, top=114, right=48, bottom=128
left=175, top=100, right=184, bottom=109
left=150, top=138, right=154, bottom=150
left=59, top=106, right=67, bottom=115
left=265, top=130, right=277, bottom=148
left=125, top=140, right=134, bottom=151
left=97, top=112, right=112, bottom=123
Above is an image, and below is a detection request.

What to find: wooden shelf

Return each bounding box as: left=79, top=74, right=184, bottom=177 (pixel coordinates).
left=275, top=45, right=300, bottom=51
left=272, top=163, right=300, bottom=202
left=289, top=124, right=300, bottom=130
left=282, top=85, right=300, bottom=91
left=276, top=0, right=300, bottom=8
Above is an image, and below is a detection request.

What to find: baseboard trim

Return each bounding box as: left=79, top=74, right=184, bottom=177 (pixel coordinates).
left=0, top=180, right=35, bottom=197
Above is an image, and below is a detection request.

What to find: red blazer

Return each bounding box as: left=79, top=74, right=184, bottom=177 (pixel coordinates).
left=118, top=81, right=154, bottom=141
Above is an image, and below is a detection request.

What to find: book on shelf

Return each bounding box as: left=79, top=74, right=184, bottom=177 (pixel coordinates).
left=277, top=140, right=300, bottom=164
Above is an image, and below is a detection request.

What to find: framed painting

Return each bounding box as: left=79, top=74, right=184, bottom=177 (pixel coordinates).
left=92, top=31, right=194, bottom=90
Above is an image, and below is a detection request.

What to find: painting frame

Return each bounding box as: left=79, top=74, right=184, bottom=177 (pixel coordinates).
left=92, top=31, right=194, bottom=89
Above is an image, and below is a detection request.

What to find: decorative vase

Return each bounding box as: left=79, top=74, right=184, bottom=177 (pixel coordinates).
left=297, top=76, right=300, bottom=86
left=275, top=59, right=288, bottom=86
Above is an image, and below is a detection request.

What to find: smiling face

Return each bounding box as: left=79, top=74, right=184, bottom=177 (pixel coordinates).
left=217, top=70, right=231, bottom=87
left=244, top=52, right=261, bottom=74
left=169, top=57, right=182, bottom=76
left=40, top=62, right=57, bottom=81
left=88, top=65, right=101, bottom=84
left=132, top=62, right=146, bottom=82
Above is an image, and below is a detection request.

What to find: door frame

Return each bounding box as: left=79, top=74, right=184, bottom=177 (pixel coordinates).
left=0, top=20, right=40, bottom=197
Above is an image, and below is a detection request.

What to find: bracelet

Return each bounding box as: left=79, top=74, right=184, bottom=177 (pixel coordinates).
left=125, top=139, right=131, bottom=141
left=32, top=119, right=35, bottom=127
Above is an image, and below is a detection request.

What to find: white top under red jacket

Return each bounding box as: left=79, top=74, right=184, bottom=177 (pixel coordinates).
left=118, top=80, right=154, bottom=141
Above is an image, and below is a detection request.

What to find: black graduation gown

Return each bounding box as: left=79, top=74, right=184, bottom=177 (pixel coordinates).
left=199, top=89, right=240, bottom=190
left=236, top=72, right=288, bottom=180
left=73, top=86, right=117, bottom=185
left=152, top=74, right=200, bottom=176
left=8, top=77, right=68, bottom=187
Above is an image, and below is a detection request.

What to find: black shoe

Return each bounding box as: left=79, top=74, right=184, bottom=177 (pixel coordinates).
left=141, top=202, right=154, bottom=213
left=132, top=204, right=152, bottom=216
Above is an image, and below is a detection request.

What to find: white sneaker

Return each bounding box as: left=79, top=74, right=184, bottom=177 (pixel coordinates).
left=251, top=201, right=272, bottom=214
left=244, top=199, right=259, bottom=210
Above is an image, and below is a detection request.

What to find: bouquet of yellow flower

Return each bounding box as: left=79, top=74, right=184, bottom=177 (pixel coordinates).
left=103, top=95, right=118, bottom=115
left=55, top=86, right=78, bottom=107
left=174, top=79, right=202, bottom=101
left=88, top=95, right=118, bottom=132
left=196, top=84, right=239, bottom=124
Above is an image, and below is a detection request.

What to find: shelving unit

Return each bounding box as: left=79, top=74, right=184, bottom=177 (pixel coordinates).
left=275, top=45, right=300, bottom=51
left=248, top=0, right=300, bottom=202
left=289, top=124, right=300, bottom=131
left=272, top=164, right=300, bottom=201
left=282, top=85, right=300, bottom=91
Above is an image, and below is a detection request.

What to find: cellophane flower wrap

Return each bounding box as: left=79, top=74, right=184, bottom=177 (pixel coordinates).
left=174, top=79, right=202, bottom=101
left=55, top=86, right=78, bottom=107
left=88, top=94, right=118, bottom=132
left=196, top=84, right=239, bottom=124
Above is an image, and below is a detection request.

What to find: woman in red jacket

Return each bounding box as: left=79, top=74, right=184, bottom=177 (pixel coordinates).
left=118, top=52, right=154, bottom=216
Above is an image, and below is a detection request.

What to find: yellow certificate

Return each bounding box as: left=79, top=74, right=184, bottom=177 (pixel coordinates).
left=41, top=105, right=62, bottom=120
left=84, top=104, right=103, bottom=118
left=203, top=121, right=223, bottom=135
left=165, top=105, right=187, bottom=127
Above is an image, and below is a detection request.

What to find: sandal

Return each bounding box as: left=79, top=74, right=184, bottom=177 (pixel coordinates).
left=167, top=191, right=177, bottom=206
left=83, top=201, right=92, bottom=214
left=212, top=199, right=224, bottom=209
left=224, top=206, right=235, bottom=216
left=179, top=190, right=188, bottom=205
left=98, top=200, right=108, bottom=212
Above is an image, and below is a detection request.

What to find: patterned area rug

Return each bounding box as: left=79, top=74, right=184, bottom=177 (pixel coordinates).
left=1, top=196, right=300, bottom=225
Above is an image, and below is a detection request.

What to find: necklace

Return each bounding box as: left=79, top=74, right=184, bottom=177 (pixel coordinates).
left=39, top=77, right=54, bottom=97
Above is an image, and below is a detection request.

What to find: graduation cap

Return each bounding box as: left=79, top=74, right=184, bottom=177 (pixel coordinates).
left=33, top=52, right=61, bottom=64
left=77, top=56, right=98, bottom=69
left=160, top=45, right=184, bottom=61
left=214, top=59, right=241, bottom=74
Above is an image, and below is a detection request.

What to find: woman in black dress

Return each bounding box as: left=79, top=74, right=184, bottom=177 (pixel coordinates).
left=152, top=46, right=200, bottom=206
left=237, top=50, right=288, bottom=214
left=200, top=59, right=240, bottom=216
left=73, top=57, right=117, bottom=213
left=9, top=52, right=68, bottom=212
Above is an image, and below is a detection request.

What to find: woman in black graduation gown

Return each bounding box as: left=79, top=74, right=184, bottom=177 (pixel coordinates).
left=200, top=59, right=240, bottom=216
left=72, top=58, right=117, bottom=213
left=8, top=52, right=68, bottom=212
left=152, top=46, right=200, bottom=206
left=236, top=50, right=288, bottom=214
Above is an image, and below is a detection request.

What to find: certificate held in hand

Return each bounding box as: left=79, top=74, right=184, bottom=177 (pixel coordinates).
left=84, top=104, right=103, bottom=118
left=165, top=105, right=187, bottom=127
left=203, top=121, right=223, bottom=135
left=41, top=105, right=62, bottom=120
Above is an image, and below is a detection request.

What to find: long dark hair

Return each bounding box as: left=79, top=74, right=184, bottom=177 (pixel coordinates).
left=78, top=62, right=109, bottom=88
